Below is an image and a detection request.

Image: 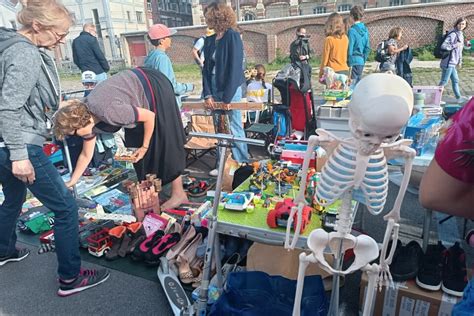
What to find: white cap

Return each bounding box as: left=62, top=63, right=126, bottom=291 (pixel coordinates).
left=81, top=71, right=97, bottom=83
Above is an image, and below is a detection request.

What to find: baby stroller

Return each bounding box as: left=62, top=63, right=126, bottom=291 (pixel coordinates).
left=272, top=63, right=317, bottom=139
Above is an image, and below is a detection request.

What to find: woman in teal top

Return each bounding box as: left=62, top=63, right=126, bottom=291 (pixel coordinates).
left=144, top=24, right=194, bottom=108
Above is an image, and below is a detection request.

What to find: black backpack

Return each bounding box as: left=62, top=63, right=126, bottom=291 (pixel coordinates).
left=433, top=31, right=455, bottom=59
left=375, top=40, right=390, bottom=63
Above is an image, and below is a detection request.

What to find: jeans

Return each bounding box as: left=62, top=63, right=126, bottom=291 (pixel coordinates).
left=439, top=66, right=461, bottom=99
left=350, top=65, right=364, bottom=89
left=95, top=72, right=108, bottom=83
left=0, top=145, right=81, bottom=279
left=211, top=76, right=249, bottom=164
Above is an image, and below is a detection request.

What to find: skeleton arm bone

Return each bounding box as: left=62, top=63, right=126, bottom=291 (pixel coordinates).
left=383, top=140, right=416, bottom=222
left=285, top=130, right=339, bottom=250
left=378, top=140, right=415, bottom=287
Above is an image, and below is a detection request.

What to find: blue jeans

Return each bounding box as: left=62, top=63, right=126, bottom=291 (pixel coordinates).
left=211, top=76, right=249, bottom=164
left=439, top=66, right=461, bottom=99
left=350, top=65, right=364, bottom=89
left=0, top=145, right=81, bottom=279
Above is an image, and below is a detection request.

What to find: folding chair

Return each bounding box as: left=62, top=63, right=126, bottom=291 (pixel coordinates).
left=185, top=113, right=217, bottom=169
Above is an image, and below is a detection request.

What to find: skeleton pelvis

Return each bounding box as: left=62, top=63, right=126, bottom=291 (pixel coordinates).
left=308, top=229, right=379, bottom=275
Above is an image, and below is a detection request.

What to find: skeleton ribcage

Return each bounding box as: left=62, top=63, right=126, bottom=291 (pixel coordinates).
left=316, top=143, right=389, bottom=214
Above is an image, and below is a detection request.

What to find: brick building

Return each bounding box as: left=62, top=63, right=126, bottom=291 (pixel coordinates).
left=192, top=0, right=460, bottom=24
left=122, top=1, right=474, bottom=66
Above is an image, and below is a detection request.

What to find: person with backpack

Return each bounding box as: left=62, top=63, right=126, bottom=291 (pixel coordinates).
left=319, top=13, right=349, bottom=80
left=0, top=0, right=109, bottom=296
left=144, top=24, right=194, bottom=108
left=347, top=5, right=370, bottom=88
left=379, top=27, right=408, bottom=74
left=192, top=28, right=214, bottom=69
left=438, top=17, right=468, bottom=104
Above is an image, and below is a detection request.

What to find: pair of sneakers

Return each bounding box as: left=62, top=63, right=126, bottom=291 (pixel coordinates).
left=1, top=248, right=109, bottom=297
left=416, top=241, right=468, bottom=297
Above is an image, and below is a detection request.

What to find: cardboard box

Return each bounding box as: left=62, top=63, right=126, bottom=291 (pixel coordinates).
left=359, top=274, right=459, bottom=316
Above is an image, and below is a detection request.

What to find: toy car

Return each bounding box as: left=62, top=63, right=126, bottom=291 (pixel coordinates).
left=224, top=192, right=254, bottom=211
left=267, top=198, right=312, bottom=233
left=87, top=228, right=112, bottom=257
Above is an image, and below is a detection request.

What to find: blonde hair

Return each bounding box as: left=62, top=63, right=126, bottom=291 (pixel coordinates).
left=388, top=27, right=402, bottom=40
left=325, top=13, right=345, bottom=37
left=53, top=99, right=92, bottom=140
left=17, top=0, right=72, bottom=29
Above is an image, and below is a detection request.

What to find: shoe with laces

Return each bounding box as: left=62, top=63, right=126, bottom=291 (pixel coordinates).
left=416, top=241, right=446, bottom=291
left=441, top=242, right=468, bottom=297
left=390, top=240, right=423, bottom=282
left=0, top=248, right=30, bottom=266
left=57, top=268, right=110, bottom=297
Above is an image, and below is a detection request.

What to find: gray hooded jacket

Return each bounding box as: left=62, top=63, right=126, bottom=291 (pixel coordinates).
left=0, top=28, right=60, bottom=161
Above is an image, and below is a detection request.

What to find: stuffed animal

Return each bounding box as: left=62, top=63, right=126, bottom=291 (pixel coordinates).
left=320, top=67, right=349, bottom=90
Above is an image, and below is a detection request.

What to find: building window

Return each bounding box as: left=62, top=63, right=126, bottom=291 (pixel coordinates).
left=136, top=11, right=143, bottom=23
left=364, top=2, right=368, bottom=8
left=337, top=4, right=351, bottom=12
left=421, top=0, right=431, bottom=2
left=146, top=0, right=152, bottom=11
left=313, top=6, right=326, bottom=14
left=126, top=11, right=131, bottom=22
left=169, top=3, right=178, bottom=12
left=389, top=0, right=405, bottom=6
left=244, top=12, right=256, bottom=21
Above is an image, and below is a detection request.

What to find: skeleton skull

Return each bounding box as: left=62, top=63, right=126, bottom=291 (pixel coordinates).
left=348, top=74, right=414, bottom=156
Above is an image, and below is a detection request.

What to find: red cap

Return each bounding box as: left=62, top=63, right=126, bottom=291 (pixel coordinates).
left=148, top=24, right=177, bottom=40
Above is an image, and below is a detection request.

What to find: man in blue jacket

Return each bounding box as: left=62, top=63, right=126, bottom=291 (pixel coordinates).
left=72, top=23, right=110, bottom=82
left=347, top=6, right=371, bottom=88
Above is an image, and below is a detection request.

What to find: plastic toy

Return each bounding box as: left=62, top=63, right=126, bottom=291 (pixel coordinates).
left=286, top=74, right=416, bottom=316
left=320, top=67, right=349, bottom=90
left=83, top=205, right=136, bottom=224
left=87, top=228, right=113, bottom=257
left=224, top=192, right=254, bottom=211
left=267, top=198, right=312, bottom=233
left=123, top=174, right=162, bottom=221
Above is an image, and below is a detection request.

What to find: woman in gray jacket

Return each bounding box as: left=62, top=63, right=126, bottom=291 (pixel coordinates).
left=0, top=0, right=109, bottom=296
left=439, top=17, right=468, bottom=104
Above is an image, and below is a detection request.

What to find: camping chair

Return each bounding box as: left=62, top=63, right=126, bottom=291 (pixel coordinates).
left=185, top=113, right=217, bottom=169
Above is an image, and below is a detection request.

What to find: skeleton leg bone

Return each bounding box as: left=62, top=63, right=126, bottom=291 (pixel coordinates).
left=292, top=252, right=318, bottom=316
left=361, top=263, right=381, bottom=316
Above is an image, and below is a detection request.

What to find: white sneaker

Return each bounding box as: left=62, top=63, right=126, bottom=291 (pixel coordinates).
left=209, top=169, right=218, bottom=177
left=456, top=96, right=470, bottom=104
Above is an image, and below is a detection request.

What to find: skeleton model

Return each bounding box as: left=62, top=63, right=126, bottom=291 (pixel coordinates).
left=123, top=174, right=162, bottom=221
left=285, top=74, right=416, bottom=315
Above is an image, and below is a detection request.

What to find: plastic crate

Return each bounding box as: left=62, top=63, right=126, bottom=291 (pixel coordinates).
left=412, top=86, right=443, bottom=107
left=317, top=116, right=351, bottom=139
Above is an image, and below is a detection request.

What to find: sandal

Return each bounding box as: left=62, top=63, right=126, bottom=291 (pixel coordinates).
left=151, top=232, right=181, bottom=256
left=187, top=180, right=215, bottom=198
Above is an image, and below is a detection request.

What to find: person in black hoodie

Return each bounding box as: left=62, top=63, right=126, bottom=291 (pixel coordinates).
left=72, top=23, right=110, bottom=82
